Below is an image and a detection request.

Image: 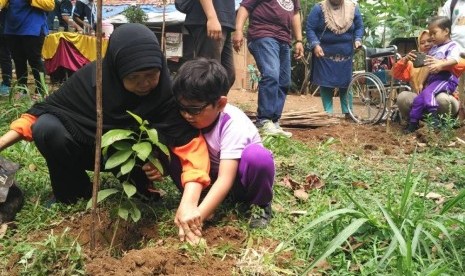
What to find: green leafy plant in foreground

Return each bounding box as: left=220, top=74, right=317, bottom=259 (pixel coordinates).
left=87, top=111, right=169, bottom=223
left=283, top=152, right=465, bottom=275
left=17, top=228, right=85, bottom=275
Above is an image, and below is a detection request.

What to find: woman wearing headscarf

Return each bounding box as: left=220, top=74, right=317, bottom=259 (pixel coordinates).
left=0, top=23, right=210, bottom=204
left=306, top=0, right=364, bottom=118
left=393, top=30, right=463, bottom=124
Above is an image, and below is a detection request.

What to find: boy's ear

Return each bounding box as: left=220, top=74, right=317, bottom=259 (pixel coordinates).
left=218, top=96, right=227, bottom=111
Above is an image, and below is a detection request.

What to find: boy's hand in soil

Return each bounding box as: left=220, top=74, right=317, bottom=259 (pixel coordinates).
left=174, top=182, right=204, bottom=244
left=142, top=162, right=163, bottom=181
left=175, top=205, right=203, bottom=244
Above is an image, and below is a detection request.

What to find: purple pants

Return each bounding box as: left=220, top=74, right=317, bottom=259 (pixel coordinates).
left=167, top=143, right=275, bottom=207
left=409, top=73, right=459, bottom=123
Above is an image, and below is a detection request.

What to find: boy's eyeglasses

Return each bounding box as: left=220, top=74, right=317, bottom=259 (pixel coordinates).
left=176, top=101, right=210, bottom=115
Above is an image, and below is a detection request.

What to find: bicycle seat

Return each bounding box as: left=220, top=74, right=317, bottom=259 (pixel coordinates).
left=365, top=46, right=397, bottom=58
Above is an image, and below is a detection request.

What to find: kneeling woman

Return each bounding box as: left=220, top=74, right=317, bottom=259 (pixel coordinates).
left=0, top=24, right=210, bottom=204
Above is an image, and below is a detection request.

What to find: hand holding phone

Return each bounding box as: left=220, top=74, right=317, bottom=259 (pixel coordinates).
left=412, top=51, right=426, bottom=68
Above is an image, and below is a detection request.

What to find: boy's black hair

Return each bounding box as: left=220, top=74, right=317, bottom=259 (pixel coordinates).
left=172, top=58, right=230, bottom=104
left=428, top=16, right=452, bottom=33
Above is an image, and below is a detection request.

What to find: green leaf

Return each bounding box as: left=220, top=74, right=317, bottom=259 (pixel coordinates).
left=154, top=141, right=170, bottom=157
left=146, top=128, right=159, bottom=143
left=287, top=209, right=362, bottom=244
left=303, top=218, right=368, bottom=274
left=86, top=188, right=119, bottom=209
left=112, top=141, right=132, bottom=151
left=105, top=150, right=133, bottom=170
left=132, top=142, right=152, bottom=161
left=118, top=207, right=129, bottom=220
left=127, top=110, right=143, bottom=125
left=129, top=206, right=141, bottom=222
left=147, top=155, right=164, bottom=175
left=123, top=181, right=137, bottom=198
left=101, top=129, right=134, bottom=148
left=120, top=158, right=135, bottom=175
left=376, top=201, right=407, bottom=257
left=441, top=188, right=465, bottom=215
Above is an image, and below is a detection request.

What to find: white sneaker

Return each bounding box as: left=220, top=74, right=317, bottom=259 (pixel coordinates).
left=274, top=122, right=292, bottom=138
left=259, top=120, right=292, bottom=138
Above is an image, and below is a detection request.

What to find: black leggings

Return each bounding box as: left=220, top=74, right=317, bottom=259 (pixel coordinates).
left=32, top=114, right=151, bottom=203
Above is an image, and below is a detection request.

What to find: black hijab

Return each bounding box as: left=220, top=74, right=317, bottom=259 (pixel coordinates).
left=29, top=23, right=197, bottom=146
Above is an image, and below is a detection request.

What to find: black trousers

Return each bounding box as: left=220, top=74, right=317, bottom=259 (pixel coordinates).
left=0, top=34, right=12, bottom=87
left=32, top=114, right=151, bottom=204
left=187, top=25, right=235, bottom=89
left=6, top=34, right=45, bottom=94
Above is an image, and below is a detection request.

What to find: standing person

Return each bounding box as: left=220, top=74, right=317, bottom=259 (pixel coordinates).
left=0, top=9, right=12, bottom=96
left=47, top=0, right=82, bottom=32
left=73, top=0, right=95, bottom=31
left=4, top=0, right=49, bottom=95
left=306, top=0, right=364, bottom=119
left=439, top=0, right=465, bottom=118
left=405, top=16, right=462, bottom=133
left=145, top=58, right=275, bottom=244
left=0, top=24, right=210, bottom=209
left=393, top=30, right=461, bottom=122
left=183, top=0, right=236, bottom=88
left=233, top=0, right=305, bottom=138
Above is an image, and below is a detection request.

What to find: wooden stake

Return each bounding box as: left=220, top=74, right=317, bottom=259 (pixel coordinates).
left=90, top=0, right=103, bottom=251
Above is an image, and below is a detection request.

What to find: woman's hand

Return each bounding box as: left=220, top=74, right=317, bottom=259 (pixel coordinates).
left=313, top=45, right=324, bottom=58
left=142, top=162, right=163, bottom=181
left=354, top=41, right=362, bottom=49
left=206, top=18, right=222, bottom=40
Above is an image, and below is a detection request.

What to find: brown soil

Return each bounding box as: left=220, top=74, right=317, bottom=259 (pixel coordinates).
left=5, top=89, right=465, bottom=275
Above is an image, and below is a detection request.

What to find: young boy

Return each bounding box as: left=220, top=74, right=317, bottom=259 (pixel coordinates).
left=166, top=58, right=275, bottom=243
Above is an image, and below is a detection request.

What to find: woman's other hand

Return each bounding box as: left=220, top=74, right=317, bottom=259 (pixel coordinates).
left=142, top=162, right=163, bottom=181
left=313, top=45, right=324, bottom=58
left=354, top=41, right=362, bottom=49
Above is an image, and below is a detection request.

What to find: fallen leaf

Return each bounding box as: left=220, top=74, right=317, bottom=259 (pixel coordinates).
left=304, top=173, right=325, bottom=190
left=294, top=189, right=309, bottom=201
left=0, top=224, right=8, bottom=239
left=415, top=192, right=445, bottom=205
left=281, top=175, right=301, bottom=190
left=272, top=204, right=285, bottom=213
left=308, top=259, right=331, bottom=275
left=352, top=181, right=370, bottom=189
left=417, top=142, right=427, bottom=147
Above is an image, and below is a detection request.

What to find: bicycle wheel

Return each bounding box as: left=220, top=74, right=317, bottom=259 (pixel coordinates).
left=346, top=72, right=387, bottom=124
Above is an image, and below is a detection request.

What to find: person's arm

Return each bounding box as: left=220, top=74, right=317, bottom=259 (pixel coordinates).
left=392, top=55, right=414, bottom=81
left=353, top=6, right=364, bottom=48
left=0, top=130, right=22, bottom=152
left=199, top=0, right=221, bottom=40
left=232, top=6, right=250, bottom=53
left=0, top=113, right=37, bottom=152
left=426, top=57, right=458, bottom=74
left=306, top=5, right=324, bottom=57
left=451, top=58, right=465, bottom=77
left=174, top=181, right=203, bottom=244
left=291, top=11, right=304, bottom=60
left=72, top=2, right=85, bottom=28
left=170, top=134, right=210, bottom=244
left=197, top=159, right=239, bottom=222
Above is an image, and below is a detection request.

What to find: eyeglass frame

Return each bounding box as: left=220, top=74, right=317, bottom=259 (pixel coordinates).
left=174, top=99, right=211, bottom=115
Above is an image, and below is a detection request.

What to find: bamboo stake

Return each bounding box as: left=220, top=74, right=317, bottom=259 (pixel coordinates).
left=90, top=0, right=103, bottom=250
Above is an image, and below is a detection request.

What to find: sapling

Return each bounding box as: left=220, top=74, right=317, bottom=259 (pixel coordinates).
left=87, top=111, right=169, bottom=249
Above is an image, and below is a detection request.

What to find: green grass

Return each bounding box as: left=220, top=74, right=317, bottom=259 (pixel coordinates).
left=1, top=97, right=465, bottom=274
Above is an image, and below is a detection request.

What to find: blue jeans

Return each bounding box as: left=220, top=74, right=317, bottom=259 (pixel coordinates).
left=248, top=37, right=291, bottom=125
